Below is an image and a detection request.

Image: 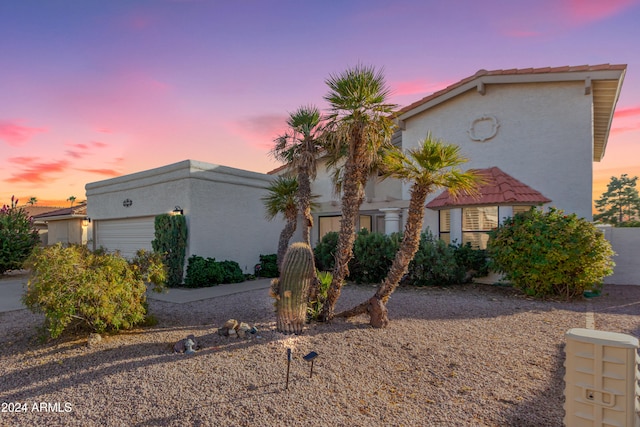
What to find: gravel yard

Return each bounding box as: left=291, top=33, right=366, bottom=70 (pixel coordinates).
left=0, top=282, right=638, bottom=426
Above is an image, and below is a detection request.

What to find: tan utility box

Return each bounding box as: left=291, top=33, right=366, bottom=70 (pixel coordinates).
left=564, top=328, right=640, bottom=427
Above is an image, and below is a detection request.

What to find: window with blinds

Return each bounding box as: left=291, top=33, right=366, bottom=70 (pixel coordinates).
left=318, top=215, right=373, bottom=240
left=462, top=206, right=498, bottom=249
left=439, top=210, right=451, bottom=244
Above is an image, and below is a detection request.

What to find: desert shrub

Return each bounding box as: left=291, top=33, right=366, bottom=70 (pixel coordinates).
left=487, top=207, right=615, bottom=299
left=184, top=255, right=244, bottom=287
left=23, top=244, right=166, bottom=339
left=0, top=196, right=40, bottom=274
left=314, top=231, right=339, bottom=271
left=405, top=232, right=465, bottom=286
left=257, top=253, right=279, bottom=278
left=152, top=214, right=188, bottom=287
left=307, top=270, right=332, bottom=322
left=349, top=229, right=401, bottom=284
left=453, top=243, right=489, bottom=281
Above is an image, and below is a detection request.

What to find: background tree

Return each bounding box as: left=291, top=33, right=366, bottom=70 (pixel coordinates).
left=28, top=197, right=38, bottom=206
left=262, top=176, right=299, bottom=270
left=338, top=134, right=481, bottom=327
left=594, top=174, right=640, bottom=225
left=0, top=196, right=40, bottom=274
left=320, top=64, right=397, bottom=321
left=67, top=195, right=77, bottom=207
left=271, top=105, right=323, bottom=245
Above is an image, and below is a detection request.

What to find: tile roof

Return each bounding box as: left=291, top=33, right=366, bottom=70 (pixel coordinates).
left=426, top=167, right=551, bottom=209
left=395, top=64, right=627, bottom=118
left=32, top=203, right=87, bottom=219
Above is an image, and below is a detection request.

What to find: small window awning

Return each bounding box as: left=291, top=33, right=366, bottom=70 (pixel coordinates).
left=426, top=167, right=551, bottom=210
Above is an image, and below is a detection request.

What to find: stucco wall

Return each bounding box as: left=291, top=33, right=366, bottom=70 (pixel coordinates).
left=403, top=81, right=593, bottom=225
left=598, top=226, right=640, bottom=285
left=86, top=160, right=286, bottom=274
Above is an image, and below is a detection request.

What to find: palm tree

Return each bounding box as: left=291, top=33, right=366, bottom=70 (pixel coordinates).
left=261, top=176, right=299, bottom=270
left=271, top=105, right=322, bottom=245
left=27, top=197, right=38, bottom=206
left=67, top=196, right=76, bottom=207
left=320, top=64, right=397, bottom=321
left=338, top=133, right=483, bottom=327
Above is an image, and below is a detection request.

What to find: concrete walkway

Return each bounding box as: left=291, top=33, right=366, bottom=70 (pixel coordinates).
left=0, top=272, right=273, bottom=313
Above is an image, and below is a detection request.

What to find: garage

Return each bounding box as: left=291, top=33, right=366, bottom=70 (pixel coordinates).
left=94, top=216, right=156, bottom=258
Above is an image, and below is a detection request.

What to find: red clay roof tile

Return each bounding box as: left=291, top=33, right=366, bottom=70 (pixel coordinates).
left=426, top=167, right=551, bottom=209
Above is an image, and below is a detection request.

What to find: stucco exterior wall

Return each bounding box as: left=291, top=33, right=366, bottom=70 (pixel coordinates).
left=403, top=81, right=593, bottom=221
left=46, top=218, right=87, bottom=245
left=86, top=160, right=286, bottom=274
left=598, top=226, right=640, bottom=285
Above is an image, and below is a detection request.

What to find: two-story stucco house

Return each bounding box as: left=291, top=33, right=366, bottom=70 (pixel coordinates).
left=306, top=64, right=627, bottom=249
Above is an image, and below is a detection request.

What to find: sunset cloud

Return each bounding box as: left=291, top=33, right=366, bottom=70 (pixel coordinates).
left=77, top=168, right=121, bottom=177
left=5, top=159, right=70, bottom=184
left=92, top=140, right=109, bottom=148
left=391, top=79, right=453, bottom=97
left=0, top=120, right=47, bottom=146
left=614, top=106, right=640, bottom=118
left=227, top=114, right=288, bottom=149
left=565, top=0, right=637, bottom=25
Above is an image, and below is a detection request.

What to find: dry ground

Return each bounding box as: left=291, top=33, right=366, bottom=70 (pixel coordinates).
left=0, top=282, right=638, bottom=426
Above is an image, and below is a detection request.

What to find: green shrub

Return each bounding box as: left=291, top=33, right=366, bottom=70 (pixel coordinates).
left=184, top=255, right=245, bottom=287
left=152, top=214, right=188, bottom=287
left=349, top=229, right=401, bottom=284
left=405, top=232, right=465, bottom=286
left=453, top=243, right=489, bottom=280
left=307, top=270, right=332, bottom=322
left=23, top=244, right=166, bottom=339
left=257, top=253, right=279, bottom=277
left=314, top=231, right=339, bottom=271
left=0, top=196, right=40, bottom=274
left=487, top=207, right=615, bottom=299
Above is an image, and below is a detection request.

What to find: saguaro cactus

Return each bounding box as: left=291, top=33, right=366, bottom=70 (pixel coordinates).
left=275, top=242, right=315, bottom=334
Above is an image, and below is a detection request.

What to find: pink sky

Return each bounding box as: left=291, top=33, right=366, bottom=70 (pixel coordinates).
left=1, top=0, right=639, bottom=209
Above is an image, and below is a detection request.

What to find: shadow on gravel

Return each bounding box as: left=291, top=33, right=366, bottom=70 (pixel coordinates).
left=499, top=342, right=566, bottom=426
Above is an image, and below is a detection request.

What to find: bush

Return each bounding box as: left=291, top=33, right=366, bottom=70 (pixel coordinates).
left=405, top=232, right=465, bottom=286
left=314, top=231, right=339, bottom=271
left=487, top=207, right=615, bottom=299
left=257, top=254, right=279, bottom=278
left=184, top=255, right=244, bottom=287
left=349, top=229, right=401, bottom=284
left=23, top=244, right=166, bottom=339
left=453, top=243, right=489, bottom=280
left=307, top=270, right=332, bottom=322
left=0, top=196, right=40, bottom=274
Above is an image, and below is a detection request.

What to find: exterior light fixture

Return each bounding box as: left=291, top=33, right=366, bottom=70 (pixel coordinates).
left=172, top=206, right=183, bottom=215
left=303, top=351, right=319, bottom=378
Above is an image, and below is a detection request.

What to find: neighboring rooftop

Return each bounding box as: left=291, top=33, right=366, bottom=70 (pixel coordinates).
left=32, top=203, right=87, bottom=220
left=426, top=167, right=551, bottom=209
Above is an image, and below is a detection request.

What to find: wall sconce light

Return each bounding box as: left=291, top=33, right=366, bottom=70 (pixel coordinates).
left=82, top=217, right=91, bottom=226
left=172, top=206, right=183, bottom=215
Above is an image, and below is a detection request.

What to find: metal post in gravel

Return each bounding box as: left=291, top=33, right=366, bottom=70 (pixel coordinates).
left=285, top=348, right=292, bottom=390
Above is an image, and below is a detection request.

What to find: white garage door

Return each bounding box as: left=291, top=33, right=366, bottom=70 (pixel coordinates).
left=95, top=217, right=156, bottom=259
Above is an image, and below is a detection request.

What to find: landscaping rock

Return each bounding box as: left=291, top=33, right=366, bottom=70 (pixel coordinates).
left=174, top=334, right=198, bottom=353
left=87, top=333, right=102, bottom=347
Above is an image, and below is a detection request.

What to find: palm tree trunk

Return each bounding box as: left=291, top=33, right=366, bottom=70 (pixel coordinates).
left=321, top=138, right=367, bottom=321
left=337, top=183, right=429, bottom=327
left=277, top=216, right=297, bottom=271
left=298, top=169, right=313, bottom=246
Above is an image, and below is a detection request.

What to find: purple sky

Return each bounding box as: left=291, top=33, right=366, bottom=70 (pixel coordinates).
left=1, top=0, right=639, bottom=206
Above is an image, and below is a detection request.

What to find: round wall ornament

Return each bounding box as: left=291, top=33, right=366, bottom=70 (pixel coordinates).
left=467, top=114, right=500, bottom=142
left=123, top=199, right=133, bottom=207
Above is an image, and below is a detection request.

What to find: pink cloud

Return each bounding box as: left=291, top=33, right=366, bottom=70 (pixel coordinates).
left=611, top=124, right=640, bottom=134
left=227, top=114, right=289, bottom=149
left=92, top=140, right=109, bottom=148
left=565, top=0, right=637, bottom=25
left=0, top=120, right=47, bottom=146
left=96, top=127, right=112, bottom=134
left=614, top=106, right=640, bottom=118
left=5, top=159, right=70, bottom=184
left=391, top=79, right=454, bottom=97
left=77, top=168, right=121, bottom=177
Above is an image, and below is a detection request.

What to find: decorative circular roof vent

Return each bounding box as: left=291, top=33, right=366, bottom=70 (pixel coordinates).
left=467, top=114, right=499, bottom=142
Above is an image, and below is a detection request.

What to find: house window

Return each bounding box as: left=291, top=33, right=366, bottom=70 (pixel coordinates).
left=439, top=210, right=450, bottom=244
left=462, top=206, right=498, bottom=249
left=318, top=215, right=372, bottom=240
